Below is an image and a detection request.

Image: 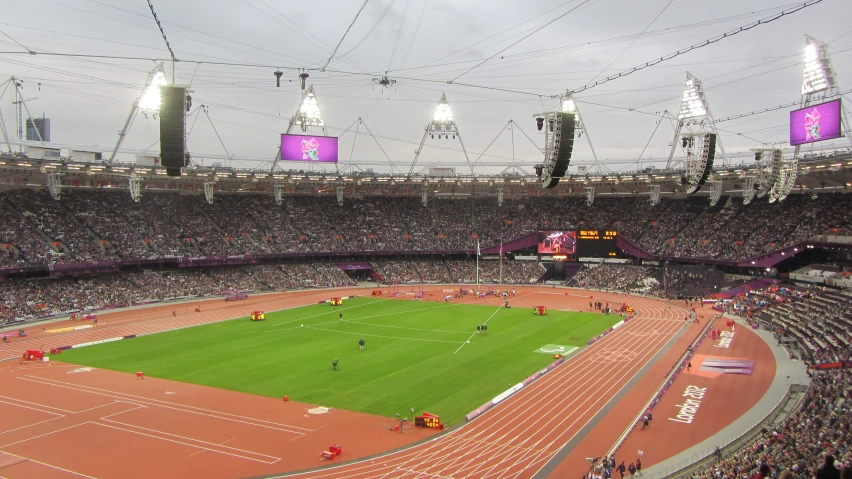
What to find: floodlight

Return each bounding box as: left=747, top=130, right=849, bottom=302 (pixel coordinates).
left=536, top=117, right=544, bottom=131
left=300, top=94, right=321, bottom=120
left=678, top=77, right=707, bottom=120
left=294, top=87, right=325, bottom=130
left=433, top=103, right=453, bottom=123
left=677, top=77, right=707, bottom=119
left=801, top=38, right=832, bottom=94
left=139, top=71, right=168, bottom=111
left=561, top=98, right=577, bottom=113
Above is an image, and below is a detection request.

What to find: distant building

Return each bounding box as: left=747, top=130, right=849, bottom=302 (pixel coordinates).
left=26, top=117, right=50, bottom=142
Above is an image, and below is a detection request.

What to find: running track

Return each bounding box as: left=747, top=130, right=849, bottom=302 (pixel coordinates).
left=275, top=294, right=688, bottom=479
left=1, top=289, right=688, bottom=478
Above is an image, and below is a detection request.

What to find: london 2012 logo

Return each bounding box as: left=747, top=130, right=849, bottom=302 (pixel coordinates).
left=805, top=108, right=821, bottom=141
left=301, top=138, right=320, bottom=161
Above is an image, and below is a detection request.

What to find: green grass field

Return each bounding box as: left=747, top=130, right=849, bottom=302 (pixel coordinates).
left=59, top=297, right=619, bottom=424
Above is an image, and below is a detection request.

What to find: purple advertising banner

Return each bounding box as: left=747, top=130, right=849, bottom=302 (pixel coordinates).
left=337, top=262, right=373, bottom=271
left=281, top=134, right=339, bottom=163
left=790, top=99, right=842, bottom=146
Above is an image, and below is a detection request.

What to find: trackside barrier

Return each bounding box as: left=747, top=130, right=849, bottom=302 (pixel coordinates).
left=55, top=334, right=137, bottom=351
left=587, top=314, right=635, bottom=346
left=465, top=357, right=564, bottom=422
left=607, top=316, right=716, bottom=458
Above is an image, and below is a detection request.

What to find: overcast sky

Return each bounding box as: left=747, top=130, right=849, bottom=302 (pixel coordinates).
left=1, top=0, right=850, bottom=174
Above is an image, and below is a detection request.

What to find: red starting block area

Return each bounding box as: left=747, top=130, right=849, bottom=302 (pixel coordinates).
left=250, top=311, right=265, bottom=321
left=371, top=290, right=383, bottom=296
left=533, top=305, right=548, bottom=315
left=330, top=298, right=342, bottom=306
left=22, top=350, right=44, bottom=362
left=321, top=444, right=342, bottom=460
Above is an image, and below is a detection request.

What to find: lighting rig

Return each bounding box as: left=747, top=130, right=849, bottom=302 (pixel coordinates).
left=776, top=35, right=852, bottom=203
left=410, top=93, right=473, bottom=175
left=46, top=172, right=62, bottom=200
left=109, top=64, right=168, bottom=164
left=584, top=186, right=595, bottom=206
left=667, top=73, right=726, bottom=195
left=129, top=172, right=143, bottom=203
left=204, top=181, right=214, bottom=204
left=649, top=184, right=661, bottom=206
left=271, top=84, right=330, bottom=173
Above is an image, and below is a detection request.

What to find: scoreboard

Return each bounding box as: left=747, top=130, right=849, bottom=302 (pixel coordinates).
left=414, top=412, right=442, bottom=429
left=576, top=230, right=618, bottom=257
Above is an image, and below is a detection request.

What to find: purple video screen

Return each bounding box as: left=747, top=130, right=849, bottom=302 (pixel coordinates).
left=537, top=231, right=577, bottom=255
left=280, top=134, right=339, bottom=163
left=790, top=99, right=842, bottom=146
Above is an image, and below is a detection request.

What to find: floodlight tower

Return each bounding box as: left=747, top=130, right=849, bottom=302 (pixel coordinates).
left=774, top=35, right=852, bottom=202
left=271, top=85, right=329, bottom=172
left=665, top=73, right=727, bottom=194
left=409, top=93, right=473, bottom=176
left=108, top=63, right=168, bottom=164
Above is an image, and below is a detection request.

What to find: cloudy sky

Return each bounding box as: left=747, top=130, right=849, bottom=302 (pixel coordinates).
left=1, top=0, right=850, bottom=174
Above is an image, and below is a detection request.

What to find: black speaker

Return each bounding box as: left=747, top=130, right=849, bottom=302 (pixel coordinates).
left=683, top=133, right=716, bottom=194
left=159, top=86, right=187, bottom=177
left=543, top=112, right=577, bottom=189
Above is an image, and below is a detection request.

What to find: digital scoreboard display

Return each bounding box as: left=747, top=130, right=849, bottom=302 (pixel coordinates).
left=790, top=99, right=842, bottom=146
left=537, top=231, right=577, bottom=255
left=280, top=134, right=339, bottom=163
left=577, top=230, right=618, bottom=257
left=414, top=412, right=442, bottom=429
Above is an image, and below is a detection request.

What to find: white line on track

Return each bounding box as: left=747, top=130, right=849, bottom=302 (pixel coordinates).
left=18, top=376, right=312, bottom=434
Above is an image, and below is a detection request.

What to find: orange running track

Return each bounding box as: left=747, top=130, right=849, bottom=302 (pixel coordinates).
left=1, top=287, right=691, bottom=478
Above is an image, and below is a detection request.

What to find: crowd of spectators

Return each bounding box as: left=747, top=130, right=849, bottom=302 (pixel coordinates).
left=373, top=261, right=422, bottom=284
left=0, top=263, right=355, bottom=323
left=570, top=264, right=661, bottom=293
left=664, top=265, right=728, bottom=298
left=1, top=188, right=851, bottom=266
left=713, top=286, right=812, bottom=317
left=412, top=261, right=452, bottom=283
left=688, top=368, right=850, bottom=479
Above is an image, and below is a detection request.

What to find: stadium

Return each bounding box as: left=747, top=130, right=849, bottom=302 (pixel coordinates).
left=0, top=1, right=851, bottom=478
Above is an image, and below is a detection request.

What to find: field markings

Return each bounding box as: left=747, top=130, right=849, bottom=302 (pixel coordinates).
left=90, top=422, right=281, bottom=464
left=454, top=306, right=503, bottom=355
left=0, top=450, right=98, bottom=479
left=265, top=301, right=479, bottom=336
left=301, top=326, right=464, bottom=345
left=262, top=298, right=389, bottom=331
left=269, top=297, right=691, bottom=479
left=17, top=376, right=313, bottom=434
left=344, top=300, right=687, bottom=479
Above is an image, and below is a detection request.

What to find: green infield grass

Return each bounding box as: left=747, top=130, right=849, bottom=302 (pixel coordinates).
left=59, top=297, right=620, bottom=425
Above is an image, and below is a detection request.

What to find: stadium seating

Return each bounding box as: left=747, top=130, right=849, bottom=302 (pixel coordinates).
left=1, top=190, right=851, bottom=265
left=688, top=368, right=850, bottom=479
left=570, top=264, right=662, bottom=295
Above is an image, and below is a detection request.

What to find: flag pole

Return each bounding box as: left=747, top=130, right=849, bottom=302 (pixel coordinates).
left=476, top=239, right=480, bottom=288
left=499, top=240, right=503, bottom=285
